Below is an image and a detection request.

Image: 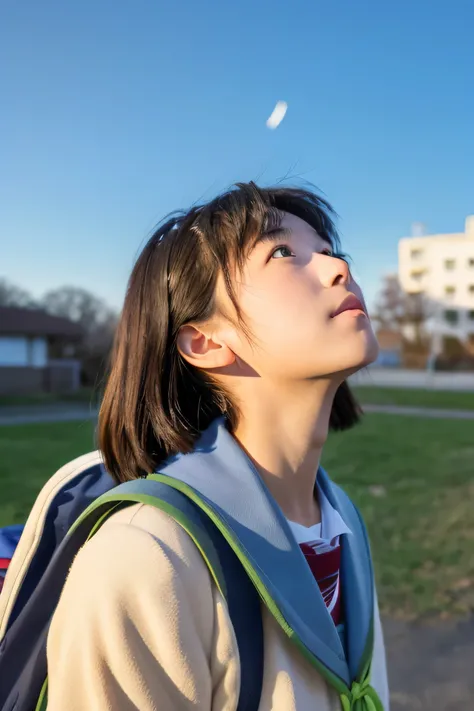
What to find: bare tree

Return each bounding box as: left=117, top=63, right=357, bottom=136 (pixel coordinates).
left=372, top=274, right=431, bottom=342
left=0, top=278, right=38, bottom=308
left=41, top=286, right=118, bottom=386
left=41, top=287, right=113, bottom=332
left=371, top=274, right=406, bottom=329
left=403, top=292, right=432, bottom=342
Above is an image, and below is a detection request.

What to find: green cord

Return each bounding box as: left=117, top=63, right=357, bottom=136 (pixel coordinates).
left=340, top=677, right=384, bottom=710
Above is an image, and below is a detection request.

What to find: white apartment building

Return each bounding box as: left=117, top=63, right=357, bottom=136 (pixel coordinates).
left=398, top=216, right=474, bottom=349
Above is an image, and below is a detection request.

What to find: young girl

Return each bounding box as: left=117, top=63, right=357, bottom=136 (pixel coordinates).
left=46, top=182, right=388, bottom=710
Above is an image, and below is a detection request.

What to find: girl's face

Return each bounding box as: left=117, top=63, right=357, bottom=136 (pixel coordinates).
left=216, top=211, right=379, bottom=382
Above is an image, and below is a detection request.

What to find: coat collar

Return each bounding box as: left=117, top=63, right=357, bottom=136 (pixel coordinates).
left=160, top=418, right=374, bottom=684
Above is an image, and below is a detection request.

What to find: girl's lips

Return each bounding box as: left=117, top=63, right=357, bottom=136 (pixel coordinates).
left=331, top=294, right=365, bottom=318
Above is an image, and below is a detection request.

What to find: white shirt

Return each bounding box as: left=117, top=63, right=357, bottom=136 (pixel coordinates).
left=287, top=481, right=352, bottom=552
left=287, top=483, right=352, bottom=615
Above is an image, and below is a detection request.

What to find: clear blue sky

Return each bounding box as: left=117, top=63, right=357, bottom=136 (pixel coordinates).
left=1, top=0, right=473, bottom=311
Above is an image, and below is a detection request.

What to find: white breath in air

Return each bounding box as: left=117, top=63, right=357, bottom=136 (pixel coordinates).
left=266, top=101, right=288, bottom=129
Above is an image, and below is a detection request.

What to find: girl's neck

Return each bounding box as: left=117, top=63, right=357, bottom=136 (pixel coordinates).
left=232, top=378, right=339, bottom=527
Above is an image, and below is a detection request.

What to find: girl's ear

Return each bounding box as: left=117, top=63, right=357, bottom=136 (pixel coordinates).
left=177, top=325, right=236, bottom=370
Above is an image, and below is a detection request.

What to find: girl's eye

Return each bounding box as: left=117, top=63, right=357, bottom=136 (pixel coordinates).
left=271, top=245, right=295, bottom=259
left=321, top=248, right=334, bottom=257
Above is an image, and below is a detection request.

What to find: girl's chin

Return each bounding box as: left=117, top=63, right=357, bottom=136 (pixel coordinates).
left=337, top=343, right=380, bottom=377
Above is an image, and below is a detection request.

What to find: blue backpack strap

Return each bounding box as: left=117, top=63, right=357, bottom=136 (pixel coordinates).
left=0, top=479, right=263, bottom=711
left=3, top=461, right=114, bottom=633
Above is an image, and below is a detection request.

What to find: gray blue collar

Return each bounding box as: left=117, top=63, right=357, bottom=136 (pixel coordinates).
left=160, top=418, right=374, bottom=685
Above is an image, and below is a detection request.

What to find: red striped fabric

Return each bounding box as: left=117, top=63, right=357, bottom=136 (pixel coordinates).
left=300, top=543, right=342, bottom=625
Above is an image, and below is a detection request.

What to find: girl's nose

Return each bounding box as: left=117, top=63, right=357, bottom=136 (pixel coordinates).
left=318, top=254, right=351, bottom=288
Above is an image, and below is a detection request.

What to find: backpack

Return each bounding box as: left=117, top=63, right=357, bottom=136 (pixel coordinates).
left=0, top=452, right=263, bottom=711
left=0, top=526, right=23, bottom=594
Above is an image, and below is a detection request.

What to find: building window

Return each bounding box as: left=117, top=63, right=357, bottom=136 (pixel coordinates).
left=445, top=259, right=456, bottom=270
left=0, top=337, right=29, bottom=366
left=411, top=248, right=423, bottom=260
left=444, top=309, right=459, bottom=325
left=445, top=286, right=456, bottom=298
left=411, top=271, right=423, bottom=282
left=469, top=285, right=474, bottom=295
left=469, top=258, right=474, bottom=268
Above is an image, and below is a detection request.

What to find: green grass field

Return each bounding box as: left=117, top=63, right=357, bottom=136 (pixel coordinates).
left=2, top=384, right=474, bottom=411
left=353, top=385, right=474, bottom=410
left=0, top=388, right=99, bottom=408
left=0, top=421, right=96, bottom=526
left=0, top=413, right=473, bottom=620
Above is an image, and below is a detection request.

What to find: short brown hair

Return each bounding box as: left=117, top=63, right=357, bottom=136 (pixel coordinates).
left=99, top=182, right=362, bottom=483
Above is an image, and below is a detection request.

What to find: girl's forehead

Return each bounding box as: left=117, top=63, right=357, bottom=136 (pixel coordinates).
left=279, top=211, right=324, bottom=241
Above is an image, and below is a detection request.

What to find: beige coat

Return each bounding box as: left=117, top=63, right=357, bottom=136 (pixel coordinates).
left=46, top=502, right=390, bottom=710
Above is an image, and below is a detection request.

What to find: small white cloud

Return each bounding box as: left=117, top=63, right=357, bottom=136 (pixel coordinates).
left=266, top=101, right=288, bottom=130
